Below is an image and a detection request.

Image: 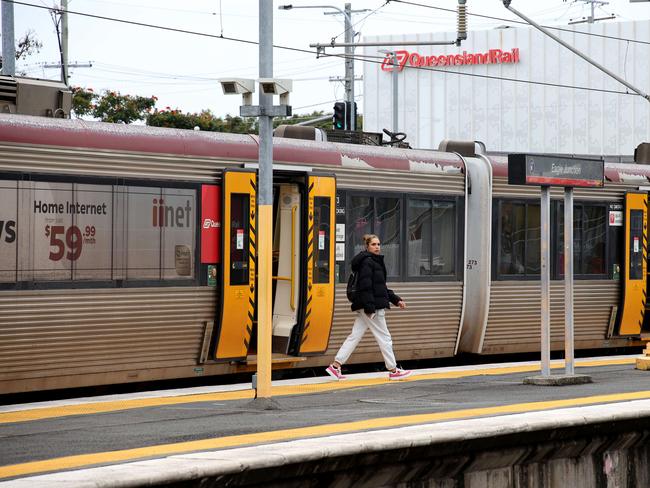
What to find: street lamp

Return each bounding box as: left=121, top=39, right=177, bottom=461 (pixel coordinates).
left=279, top=3, right=368, bottom=130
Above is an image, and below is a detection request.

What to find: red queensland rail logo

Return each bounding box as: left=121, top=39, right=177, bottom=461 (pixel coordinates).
left=381, top=48, right=520, bottom=72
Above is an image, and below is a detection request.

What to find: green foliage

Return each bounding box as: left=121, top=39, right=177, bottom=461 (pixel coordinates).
left=147, top=108, right=257, bottom=134
left=71, top=86, right=356, bottom=133
left=71, top=87, right=156, bottom=124
left=71, top=87, right=94, bottom=118
left=93, top=91, right=157, bottom=124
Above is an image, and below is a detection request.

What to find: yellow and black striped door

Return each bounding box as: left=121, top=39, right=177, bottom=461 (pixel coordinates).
left=297, top=174, right=336, bottom=355
left=214, top=169, right=257, bottom=360
left=618, top=192, right=647, bottom=336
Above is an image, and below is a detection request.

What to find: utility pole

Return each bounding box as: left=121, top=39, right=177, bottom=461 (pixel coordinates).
left=61, top=0, right=69, bottom=84
left=343, top=4, right=355, bottom=130
left=279, top=3, right=370, bottom=131
left=323, top=3, right=368, bottom=131
left=1, top=0, right=15, bottom=76
left=568, top=0, right=615, bottom=24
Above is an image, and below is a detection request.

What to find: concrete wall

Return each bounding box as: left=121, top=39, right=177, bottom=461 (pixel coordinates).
left=182, top=425, right=650, bottom=487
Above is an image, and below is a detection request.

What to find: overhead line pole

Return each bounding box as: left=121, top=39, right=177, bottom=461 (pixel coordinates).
left=1, top=0, right=15, bottom=76
left=256, top=0, right=273, bottom=402
left=61, top=0, right=69, bottom=84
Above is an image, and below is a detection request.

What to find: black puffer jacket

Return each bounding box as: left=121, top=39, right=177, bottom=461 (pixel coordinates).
left=350, top=251, right=401, bottom=314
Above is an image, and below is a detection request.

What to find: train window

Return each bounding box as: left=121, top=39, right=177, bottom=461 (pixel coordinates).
left=628, top=209, right=643, bottom=280
left=497, top=200, right=607, bottom=280
left=313, top=196, right=331, bottom=284
left=557, top=203, right=607, bottom=277
left=499, top=202, right=532, bottom=276
left=229, top=193, right=250, bottom=286
left=349, top=195, right=373, bottom=257
left=347, top=194, right=402, bottom=278
left=346, top=192, right=459, bottom=282
left=0, top=175, right=198, bottom=288
left=525, top=204, right=541, bottom=275
left=376, top=197, right=401, bottom=277
left=0, top=180, right=17, bottom=283
left=124, top=186, right=163, bottom=280
left=407, top=199, right=456, bottom=276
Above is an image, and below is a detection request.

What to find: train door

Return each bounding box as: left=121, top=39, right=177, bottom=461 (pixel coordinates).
left=291, top=174, right=336, bottom=355
left=214, top=169, right=257, bottom=360
left=213, top=169, right=336, bottom=361
left=617, top=192, right=647, bottom=336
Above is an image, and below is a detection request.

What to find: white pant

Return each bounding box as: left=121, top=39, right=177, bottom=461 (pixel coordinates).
left=335, top=309, right=396, bottom=371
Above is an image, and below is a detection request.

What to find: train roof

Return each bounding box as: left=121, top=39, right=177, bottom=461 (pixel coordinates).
left=0, top=114, right=464, bottom=175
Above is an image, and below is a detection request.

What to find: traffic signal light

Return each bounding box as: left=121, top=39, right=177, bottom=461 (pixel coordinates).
left=333, top=102, right=347, bottom=130
left=345, top=101, right=357, bottom=131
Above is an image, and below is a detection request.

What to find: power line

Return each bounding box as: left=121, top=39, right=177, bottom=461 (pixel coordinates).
left=11, top=0, right=645, bottom=99
left=388, top=0, right=650, bottom=46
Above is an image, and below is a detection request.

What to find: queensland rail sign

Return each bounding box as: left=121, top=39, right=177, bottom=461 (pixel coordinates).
left=508, top=154, right=604, bottom=188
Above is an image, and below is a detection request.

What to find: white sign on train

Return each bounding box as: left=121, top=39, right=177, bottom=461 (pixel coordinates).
left=609, top=211, right=623, bottom=226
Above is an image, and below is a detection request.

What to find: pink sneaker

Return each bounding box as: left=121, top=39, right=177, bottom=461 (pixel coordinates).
left=326, top=364, right=346, bottom=380
left=389, top=367, right=412, bottom=380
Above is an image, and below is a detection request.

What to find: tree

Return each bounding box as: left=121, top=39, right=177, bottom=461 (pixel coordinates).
left=72, top=85, right=344, bottom=132
left=71, top=87, right=157, bottom=124
left=0, top=30, right=42, bottom=72
left=147, top=108, right=257, bottom=133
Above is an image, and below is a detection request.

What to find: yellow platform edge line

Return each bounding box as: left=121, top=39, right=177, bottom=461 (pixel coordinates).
left=2, top=388, right=650, bottom=480
left=0, top=357, right=635, bottom=425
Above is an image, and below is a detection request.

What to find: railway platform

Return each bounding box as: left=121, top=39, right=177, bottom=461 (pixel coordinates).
left=1, top=355, right=650, bottom=487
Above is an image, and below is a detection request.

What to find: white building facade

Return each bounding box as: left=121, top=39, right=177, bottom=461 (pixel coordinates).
left=363, top=20, right=650, bottom=155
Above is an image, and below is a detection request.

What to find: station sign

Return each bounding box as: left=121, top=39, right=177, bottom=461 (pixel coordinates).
left=508, top=154, right=604, bottom=187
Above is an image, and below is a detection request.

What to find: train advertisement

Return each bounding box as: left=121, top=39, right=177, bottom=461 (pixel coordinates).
left=0, top=178, right=196, bottom=283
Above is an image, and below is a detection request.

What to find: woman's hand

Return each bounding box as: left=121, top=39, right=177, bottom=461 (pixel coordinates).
left=397, top=300, right=406, bottom=309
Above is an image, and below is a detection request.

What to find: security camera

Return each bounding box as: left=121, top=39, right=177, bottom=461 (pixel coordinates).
left=219, top=78, right=255, bottom=105
left=258, top=78, right=292, bottom=104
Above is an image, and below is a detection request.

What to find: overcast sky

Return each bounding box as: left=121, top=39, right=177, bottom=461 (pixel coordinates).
left=11, top=0, right=650, bottom=119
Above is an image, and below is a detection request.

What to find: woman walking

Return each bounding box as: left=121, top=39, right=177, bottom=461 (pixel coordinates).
left=326, top=234, right=412, bottom=381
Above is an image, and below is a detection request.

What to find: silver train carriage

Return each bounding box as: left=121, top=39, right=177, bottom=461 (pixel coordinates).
left=0, top=114, right=647, bottom=394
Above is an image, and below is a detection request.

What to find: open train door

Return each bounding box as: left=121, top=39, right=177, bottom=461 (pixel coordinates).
left=213, top=169, right=257, bottom=361
left=291, top=174, right=336, bottom=355
left=617, top=191, right=647, bottom=336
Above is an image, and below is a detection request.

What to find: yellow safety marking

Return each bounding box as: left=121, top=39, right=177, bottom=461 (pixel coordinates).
left=215, top=170, right=257, bottom=359
left=619, top=192, right=647, bottom=335
left=256, top=204, right=274, bottom=399
left=300, top=176, right=336, bottom=353
left=2, top=387, right=650, bottom=480
left=303, top=182, right=314, bottom=345
left=0, top=358, right=634, bottom=425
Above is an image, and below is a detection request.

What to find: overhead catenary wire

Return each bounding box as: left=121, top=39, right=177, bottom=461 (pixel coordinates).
left=11, top=0, right=648, bottom=99
left=388, top=0, right=650, bottom=46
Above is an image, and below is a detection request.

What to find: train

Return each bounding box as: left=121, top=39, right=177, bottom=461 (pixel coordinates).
left=0, top=114, right=648, bottom=395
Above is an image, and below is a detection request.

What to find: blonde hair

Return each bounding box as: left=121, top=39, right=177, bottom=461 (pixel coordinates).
left=363, top=234, right=380, bottom=249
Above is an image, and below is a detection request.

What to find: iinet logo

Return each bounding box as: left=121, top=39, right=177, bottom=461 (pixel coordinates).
left=203, top=219, right=221, bottom=229
left=381, top=48, right=520, bottom=72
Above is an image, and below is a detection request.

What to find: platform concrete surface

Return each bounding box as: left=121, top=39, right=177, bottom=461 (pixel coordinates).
left=1, top=356, right=650, bottom=487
